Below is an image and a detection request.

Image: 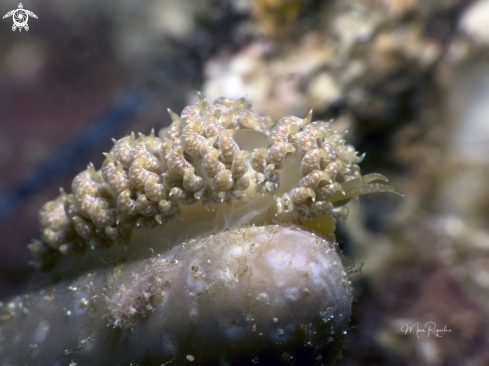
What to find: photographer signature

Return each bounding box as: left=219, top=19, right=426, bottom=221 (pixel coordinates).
left=401, top=322, right=452, bottom=338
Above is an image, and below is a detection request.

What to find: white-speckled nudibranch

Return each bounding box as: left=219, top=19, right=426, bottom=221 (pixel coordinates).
left=0, top=95, right=402, bottom=365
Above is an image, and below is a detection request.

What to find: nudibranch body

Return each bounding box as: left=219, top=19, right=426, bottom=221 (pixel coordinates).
left=30, top=94, right=401, bottom=273
left=0, top=95, right=401, bottom=366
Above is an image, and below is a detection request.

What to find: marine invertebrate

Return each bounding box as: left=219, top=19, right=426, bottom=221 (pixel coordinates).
left=29, top=93, right=400, bottom=275
left=1, top=95, right=401, bottom=365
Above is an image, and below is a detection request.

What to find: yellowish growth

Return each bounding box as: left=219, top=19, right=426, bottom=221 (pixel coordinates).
left=302, top=215, right=337, bottom=238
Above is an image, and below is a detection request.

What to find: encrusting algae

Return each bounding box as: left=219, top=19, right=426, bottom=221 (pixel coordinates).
left=29, top=94, right=401, bottom=273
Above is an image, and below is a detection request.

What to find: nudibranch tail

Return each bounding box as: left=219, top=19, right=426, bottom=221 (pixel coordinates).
left=29, top=95, right=401, bottom=273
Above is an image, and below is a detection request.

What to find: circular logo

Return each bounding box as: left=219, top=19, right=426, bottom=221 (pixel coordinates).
left=12, top=9, right=28, bottom=28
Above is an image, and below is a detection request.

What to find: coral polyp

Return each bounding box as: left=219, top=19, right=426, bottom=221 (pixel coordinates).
left=30, top=94, right=401, bottom=272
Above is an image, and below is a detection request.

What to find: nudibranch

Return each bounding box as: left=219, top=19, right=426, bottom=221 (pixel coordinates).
left=29, top=93, right=400, bottom=274
left=0, top=95, right=401, bottom=366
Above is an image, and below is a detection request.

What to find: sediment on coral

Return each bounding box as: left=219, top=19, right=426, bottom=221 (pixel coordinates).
left=29, top=94, right=401, bottom=275
left=1, top=225, right=351, bottom=366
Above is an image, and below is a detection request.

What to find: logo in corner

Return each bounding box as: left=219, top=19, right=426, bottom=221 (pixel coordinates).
left=3, top=3, right=38, bottom=32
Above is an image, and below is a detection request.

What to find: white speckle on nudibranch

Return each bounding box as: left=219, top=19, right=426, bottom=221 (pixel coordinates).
left=2, top=95, right=401, bottom=365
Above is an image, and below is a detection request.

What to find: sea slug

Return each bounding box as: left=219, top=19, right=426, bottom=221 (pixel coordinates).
left=28, top=94, right=400, bottom=276
left=0, top=95, right=401, bottom=365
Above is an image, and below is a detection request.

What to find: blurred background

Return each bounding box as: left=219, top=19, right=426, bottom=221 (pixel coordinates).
left=1, top=0, right=489, bottom=364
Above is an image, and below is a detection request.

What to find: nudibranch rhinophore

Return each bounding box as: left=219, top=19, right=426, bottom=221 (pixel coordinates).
left=0, top=95, right=401, bottom=365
